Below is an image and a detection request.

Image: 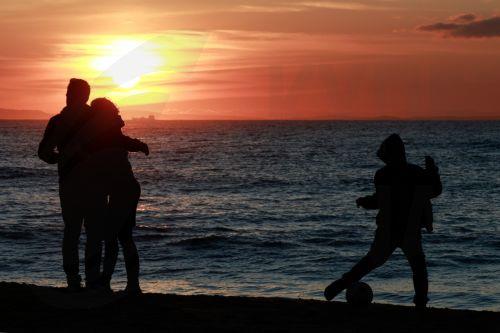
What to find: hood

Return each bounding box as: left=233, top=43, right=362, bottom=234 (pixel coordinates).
left=377, top=133, right=407, bottom=165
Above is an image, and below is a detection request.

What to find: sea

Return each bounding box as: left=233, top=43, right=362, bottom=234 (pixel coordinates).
left=0, top=120, right=498, bottom=311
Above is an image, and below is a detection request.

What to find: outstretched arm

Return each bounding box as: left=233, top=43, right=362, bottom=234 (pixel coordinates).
left=356, top=194, right=378, bottom=209
left=37, top=117, right=59, bottom=164
left=356, top=171, right=382, bottom=210
left=121, top=135, right=149, bottom=155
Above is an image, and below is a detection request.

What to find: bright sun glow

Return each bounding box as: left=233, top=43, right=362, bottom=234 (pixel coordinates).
left=58, top=33, right=207, bottom=114
left=91, top=39, right=165, bottom=88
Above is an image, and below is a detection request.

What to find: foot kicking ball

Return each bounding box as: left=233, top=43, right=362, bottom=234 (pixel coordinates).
left=346, top=282, right=373, bottom=306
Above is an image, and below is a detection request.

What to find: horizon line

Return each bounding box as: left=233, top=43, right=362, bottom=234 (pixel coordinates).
left=1, top=117, right=500, bottom=121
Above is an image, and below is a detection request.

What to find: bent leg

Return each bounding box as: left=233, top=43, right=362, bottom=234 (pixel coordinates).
left=325, top=227, right=395, bottom=300
left=343, top=227, right=396, bottom=284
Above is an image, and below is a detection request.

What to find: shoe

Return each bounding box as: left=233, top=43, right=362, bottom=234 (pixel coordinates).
left=414, top=295, right=429, bottom=310
left=415, top=301, right=428, bottom=312
left=96, top=275, right=113, bottom=293
left=324, top=278, right=348, bottom=301
left=85, top=280, right=103, bottom=291
left=125, top=282, right=142, bottom=296
left=66, top=275, right=83, bottom=292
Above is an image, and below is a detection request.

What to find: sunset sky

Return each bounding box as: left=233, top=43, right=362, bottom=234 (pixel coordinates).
left=1, top=0, right=499, bottom=119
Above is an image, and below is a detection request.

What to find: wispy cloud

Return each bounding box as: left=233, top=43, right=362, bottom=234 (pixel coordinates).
left=232, top=1, right=396, bottom=13
left=297, top=1, right=395, bottom=11
left=418, top=15, right=500, bottom=38
left=450, top=13, right=476, bottom=23
left=232, top=5, right=303, bottom=13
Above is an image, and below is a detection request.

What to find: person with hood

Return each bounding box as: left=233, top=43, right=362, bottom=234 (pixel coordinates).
left=324, top=133, right=442, bottom=308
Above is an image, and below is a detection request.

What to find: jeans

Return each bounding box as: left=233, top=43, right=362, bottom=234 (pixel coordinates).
left=59, top=181, right=85, bottom=283
left=101, top=178, right=141, bottom=286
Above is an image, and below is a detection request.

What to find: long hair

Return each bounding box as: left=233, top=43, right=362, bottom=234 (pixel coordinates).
left=90, top=97, right=119, bottom=116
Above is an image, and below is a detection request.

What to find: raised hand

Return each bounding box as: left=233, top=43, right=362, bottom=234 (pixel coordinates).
left=356, top=197, right=364, bottom=208
left=425, top=156, right=436, bottom=170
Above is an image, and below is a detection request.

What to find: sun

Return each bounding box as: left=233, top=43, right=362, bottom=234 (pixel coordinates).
left=91, top=39, right=165, bottom=88
left=59, top=33, right=207, bottom=109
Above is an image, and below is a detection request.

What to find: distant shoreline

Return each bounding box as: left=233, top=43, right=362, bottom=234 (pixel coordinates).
left=1, top=118, right=500, bottom=122
left=0, top=282, right=498, bottom=332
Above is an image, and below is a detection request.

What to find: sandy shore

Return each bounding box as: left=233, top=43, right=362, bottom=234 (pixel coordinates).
left=0, top=282, right=498, bottom=332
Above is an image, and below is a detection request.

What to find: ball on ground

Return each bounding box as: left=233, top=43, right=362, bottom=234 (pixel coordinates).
left=346, top=282, right=373, bottom=306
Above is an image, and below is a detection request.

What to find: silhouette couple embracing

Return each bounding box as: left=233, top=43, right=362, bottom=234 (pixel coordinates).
left=38, top=78, right=148, bottom=294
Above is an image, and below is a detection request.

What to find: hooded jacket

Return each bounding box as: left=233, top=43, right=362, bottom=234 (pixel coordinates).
left=359, top=134, right=442, bottom=238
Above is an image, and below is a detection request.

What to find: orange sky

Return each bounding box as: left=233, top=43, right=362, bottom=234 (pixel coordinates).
left=1, top=0, right=499, bottom=119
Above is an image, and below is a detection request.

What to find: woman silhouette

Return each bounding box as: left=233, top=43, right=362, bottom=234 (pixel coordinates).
left=78, top=97, right=148, bottom=294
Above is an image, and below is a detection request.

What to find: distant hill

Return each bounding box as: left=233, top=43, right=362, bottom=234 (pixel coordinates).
left=0, top=108, right=50, bottom=120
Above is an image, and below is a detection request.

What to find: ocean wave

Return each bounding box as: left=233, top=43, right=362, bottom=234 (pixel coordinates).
left=136, top=224, right=237, bottom=234
left=19, top=213, right=60, bottom=220
left=452, top=256, right=499, bottom=265
left=301, top=237, right=332, bottom=245
left=0, top=167, right=55, bottom=180
left=327, top=239, right=367, bottom=247
left=172, top=235, right=237, bottom=247
left=260, top=240, right=297, bottom=249
left=0, top=229, right=35, bottom=240
left=434, top=253, right=499, bottom=265
left=136, top=225, right=171, bottom=233
left=169, top=234, right=298, bottom=249
left=467, top=139, right=500, bottom=149
left=135, top=233, right=171, bottom=241
left=174, top=148, right=195, bottom=154
left=210, top=226, right=238, bottom=233
left=296, top=214, right=335, bottom=222
left=248, top=178, right=291, bottom=187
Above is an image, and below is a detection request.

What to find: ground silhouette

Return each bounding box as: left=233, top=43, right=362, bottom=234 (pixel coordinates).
left=0, top=282, right=498, bottom=332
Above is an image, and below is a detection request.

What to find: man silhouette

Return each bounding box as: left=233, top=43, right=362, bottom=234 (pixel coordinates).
left=324, top=134, right=442, bottom=308
left=38, top=78, right=92, bottom=290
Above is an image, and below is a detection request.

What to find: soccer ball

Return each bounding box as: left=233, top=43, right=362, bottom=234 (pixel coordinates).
left=346, top=282, right=373, bottom=306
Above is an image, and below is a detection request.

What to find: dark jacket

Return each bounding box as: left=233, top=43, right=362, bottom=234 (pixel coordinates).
left=38, top=105, right=92, bottom=181
left=358, top=134, right=442, bottom=237
left=72, top=112, right=143, bottom=181
left=38, top=106, right=143, bottom=182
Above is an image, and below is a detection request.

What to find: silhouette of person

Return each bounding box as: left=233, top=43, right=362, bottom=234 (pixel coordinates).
left=71, top=98, right=147, bottom=294
left=38, top=79, right=148, bottom=291
left=38, top=78, right=93, bottom=290
left=324, top=134, right=442, bottom=308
